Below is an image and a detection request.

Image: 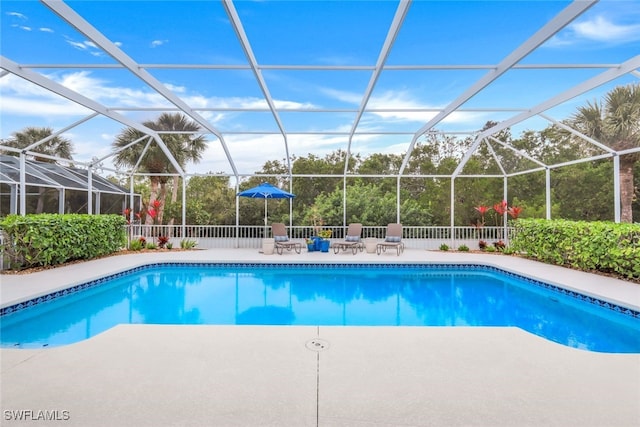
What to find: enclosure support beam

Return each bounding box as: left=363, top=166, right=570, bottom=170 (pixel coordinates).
left=503, top=177, right=508, bottom=240
left=19, top=153, right=26, bottom=216
left=546, top=168, right=551, bottom=220
left=182, top=177, right=187, bottom=240
left=613, top=155, right=621, bottom=223
left=396, top=177, right=401, bottom=223
left=58, top=189, right=64, bottom=214
left=342, top=178, right=347, bottom=227
left=129, top=176, right=135, bottom=225
left=10, top=185, right=17, bottom=215
left=87, top=166, right=93, bottom=215
left=450, top=178, right=456, bottom=247
left=235, top=180, right=240, bottom=249
left=95, top=192, right=101, bottom=215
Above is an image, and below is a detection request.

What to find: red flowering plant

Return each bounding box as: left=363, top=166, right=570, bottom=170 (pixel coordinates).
left=474, top=200, right=523, bottom=247
left=493, top=200, right=508, bottom=225
left=146, top=199, right=168, bottom=246
left=123, top=207, right=144, bottom=224
left=473, top=205, right=490, bottom=227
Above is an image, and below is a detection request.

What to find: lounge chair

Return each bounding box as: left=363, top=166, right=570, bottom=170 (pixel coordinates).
left=376, top=223, right=404, bottom=256
left=333, top=223, right=364, bottom=254
left=271, top=223, right=302, bottom=255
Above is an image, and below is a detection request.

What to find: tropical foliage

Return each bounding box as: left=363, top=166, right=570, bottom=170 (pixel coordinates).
left=112, top=113, right=207, bottom=225
left=1, top=126, right=74, bottom=162
left=568, top=84, right=640, bottom=223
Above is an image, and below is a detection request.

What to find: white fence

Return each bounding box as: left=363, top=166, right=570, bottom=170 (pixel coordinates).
left=129, top=224, right=513, bottom=251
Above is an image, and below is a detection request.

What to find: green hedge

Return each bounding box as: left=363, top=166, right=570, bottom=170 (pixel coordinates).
left=510, top=219, right=640, bottom=279
left=0, top=214, right=127, bottom=270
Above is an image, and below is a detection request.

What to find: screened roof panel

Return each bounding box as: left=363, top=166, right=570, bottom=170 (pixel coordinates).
left=148, top=69, right=268, bottom=102
left=236, top=1, right=396, bottom=65
left=260, top=70, right=374, bottom=109
left=65, top=1, right=249, bottom=65
left=385, top=1, right=572, bottom=65
left=0, top=155, right=130, bottom=194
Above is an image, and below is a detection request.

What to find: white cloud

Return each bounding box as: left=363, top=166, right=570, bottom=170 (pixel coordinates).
left=548, top=14, right=640, bottom=46
left=64, top=37, right=105, bottom=56
left=151, top=40, right=168, bottom=48
left=13, top=25, right=31, bottom=31
left=572, top=15, right=640, bottom=42
left=322, top=89, right=491, bottom=130
left=318, top=87, right=361, bottom=105
left=164, top=83, right=186, bottom=94
left=6, top=11, right=27, bottom=20
left=39, top=27, right=54, bottom=33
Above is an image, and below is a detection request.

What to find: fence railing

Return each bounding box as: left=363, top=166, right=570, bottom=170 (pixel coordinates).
left=128, top=224, right=514, bottom=251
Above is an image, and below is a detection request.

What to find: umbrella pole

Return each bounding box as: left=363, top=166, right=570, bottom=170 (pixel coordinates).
left=264, top=198, right=268, bottom=237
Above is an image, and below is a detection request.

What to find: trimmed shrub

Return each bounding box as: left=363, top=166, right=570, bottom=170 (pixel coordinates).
left=439, top=243, right=449, bottom=251
left=458, top=244, right=469, bottom=252
left=0, top=214, right=127, bottom=270
left=510, top=219, right=640, bottom=279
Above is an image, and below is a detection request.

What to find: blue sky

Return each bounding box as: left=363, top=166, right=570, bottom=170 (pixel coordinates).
left=1, top=0, right=639, bottom=176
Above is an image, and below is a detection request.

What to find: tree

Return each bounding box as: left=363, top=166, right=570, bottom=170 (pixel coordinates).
left=2, top=126, right=74, bottom=161
left=165, top=175, right=236, bottom=225
left=569, top=84, right=640, bottom=222
left=112, top=113, right=207, bottom=224
left=2, top=127, right=74, bottom=213
left=306, top=181, right=432, bottom=227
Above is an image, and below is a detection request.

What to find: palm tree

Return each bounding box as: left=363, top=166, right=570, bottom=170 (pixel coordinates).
left=1, top=127, right=74, bottom=213
left=2, top=126, right=74, bottom=161
left=570, top=84, right=640, bottom=223
left=112, top=113, right=207, bottom=224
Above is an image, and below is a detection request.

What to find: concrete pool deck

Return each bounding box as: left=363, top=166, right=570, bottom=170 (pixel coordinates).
left=1, top=249, right=639, bottom=426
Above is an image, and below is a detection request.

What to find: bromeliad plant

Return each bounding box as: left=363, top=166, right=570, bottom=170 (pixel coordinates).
left=474, top=201, right=522, bottom=248
left=474, top=200, right=523, bottom=227
left=473, top=205, right=490, bottom=228
left=492, top=200, right=508, bottom=226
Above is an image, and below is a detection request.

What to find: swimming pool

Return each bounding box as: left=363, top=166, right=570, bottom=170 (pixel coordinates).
left=1, top=263, right=638, bottom=352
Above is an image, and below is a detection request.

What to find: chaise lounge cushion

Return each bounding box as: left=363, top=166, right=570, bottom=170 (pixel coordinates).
left=345, top=235, right=360, bottom=242
left=385, top=236, right=401, bottom=242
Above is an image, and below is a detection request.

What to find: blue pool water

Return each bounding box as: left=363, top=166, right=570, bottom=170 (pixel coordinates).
left=1, top=263, right=638, bottom=352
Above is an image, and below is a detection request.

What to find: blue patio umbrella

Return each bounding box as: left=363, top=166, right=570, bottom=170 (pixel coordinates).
left=237, top=182, right=295, bottom=235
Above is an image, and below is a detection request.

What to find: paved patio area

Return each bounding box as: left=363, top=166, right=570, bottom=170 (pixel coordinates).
left=1, top=249, right=639, bottom=426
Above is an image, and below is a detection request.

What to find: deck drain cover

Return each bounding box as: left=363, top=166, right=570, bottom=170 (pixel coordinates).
left=305, top=338, right=329, bottom=352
